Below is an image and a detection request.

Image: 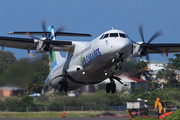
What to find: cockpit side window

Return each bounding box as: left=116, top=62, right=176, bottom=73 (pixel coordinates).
left=103, top=34, right=109, bottom=39
left=110, top=33, right=119, bottom=37
left=119, top=33, right=127, bottom=38
left=100, top=34, right=105, bottom=39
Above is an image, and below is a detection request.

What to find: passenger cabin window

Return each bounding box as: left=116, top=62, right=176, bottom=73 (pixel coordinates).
left=110, top=33, right=119, bottom=37
left=119, top=33, right=127, bottom=38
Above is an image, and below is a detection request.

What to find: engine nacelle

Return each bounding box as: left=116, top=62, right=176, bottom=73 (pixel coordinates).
left=132, top=42, right=145, bottom=57
left=35, top=39, right=48, bottom=53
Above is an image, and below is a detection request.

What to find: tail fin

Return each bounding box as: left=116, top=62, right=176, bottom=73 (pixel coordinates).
left=49, top=51, right=64, bottom=72
left=47, top=26, right=65, bottom=72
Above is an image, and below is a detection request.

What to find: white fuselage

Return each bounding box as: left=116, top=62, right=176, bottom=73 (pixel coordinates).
left=45, top=29, right=132, bottom=91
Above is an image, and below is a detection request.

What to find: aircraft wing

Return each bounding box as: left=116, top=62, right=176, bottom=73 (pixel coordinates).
left=8, top=31, right=92, bottom=37
left=0, top=36, right=73, bottom=52
left=0, top=36, right=37, bottom=50
left=147, top=43, right=180, bottom=54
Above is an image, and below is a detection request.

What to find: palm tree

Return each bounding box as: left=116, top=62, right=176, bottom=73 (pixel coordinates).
left=133, top=60, right=150, bottom=80
left=28, top=73, right=45, bottom=94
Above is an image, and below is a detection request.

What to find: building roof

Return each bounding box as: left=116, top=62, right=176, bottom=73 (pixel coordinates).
left=117, top=75, right=148, bottom=83
left=103, top=74, right=148, bottom=83
left=149, top=69, right=180, bottom=75
left=0, top=87, right=24, bottom=90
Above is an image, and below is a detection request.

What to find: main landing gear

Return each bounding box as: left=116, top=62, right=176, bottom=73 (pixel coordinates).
left=106, top=82, right=116, bottom=94
left=106, top=72, right=123, bottom=94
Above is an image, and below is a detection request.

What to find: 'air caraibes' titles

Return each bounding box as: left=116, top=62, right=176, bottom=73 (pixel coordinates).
left=80, top=48, right=101, bottom=66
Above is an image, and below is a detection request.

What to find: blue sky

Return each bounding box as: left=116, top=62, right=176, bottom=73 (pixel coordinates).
left=0, top=0, right=180, bottom=62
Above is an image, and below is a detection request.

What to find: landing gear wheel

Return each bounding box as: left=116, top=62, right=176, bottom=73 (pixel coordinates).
left=111, top=83, right=116, bottom=94
left=106, top=83, right=111, bottom=93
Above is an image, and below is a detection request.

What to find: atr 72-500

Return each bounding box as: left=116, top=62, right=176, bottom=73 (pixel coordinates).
left=1, top=20, right=180, bottom=93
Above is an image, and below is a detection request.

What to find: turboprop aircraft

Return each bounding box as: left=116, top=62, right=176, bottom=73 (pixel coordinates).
left=1, top=20, right=180, bottom=94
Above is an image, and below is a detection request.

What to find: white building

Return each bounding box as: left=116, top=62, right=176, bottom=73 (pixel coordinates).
left=103, top=74, right=148, bottom=93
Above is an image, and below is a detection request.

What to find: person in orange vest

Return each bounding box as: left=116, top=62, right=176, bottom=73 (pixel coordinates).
left=153, top=98, right=163, bottom=117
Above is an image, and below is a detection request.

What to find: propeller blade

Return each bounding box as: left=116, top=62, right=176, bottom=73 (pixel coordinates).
left=130, top=38, right=141, bottom=45
left=26, top=32, right=41, bottom=40
left=138, top=23, right=145, bottom=43
left=56, top=25, right=67, bottom=32
left=28, top=51, right=39, bottom=58
left=147, top=30, right=163, bottom=44
left=41, top=19, right=48, bottom=39
left=145, top=53, right=150, bottom=63
left=51, top=25, right=67, bottom=39
left=49, top=48, right=53, bottom=62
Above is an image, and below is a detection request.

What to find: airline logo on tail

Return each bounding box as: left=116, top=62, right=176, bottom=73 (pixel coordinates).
left=49, top=51, right=57, bottom=72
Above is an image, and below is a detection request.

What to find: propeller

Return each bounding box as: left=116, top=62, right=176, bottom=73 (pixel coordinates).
left=138, top=23, right=163, bottom=63
left=26, top=19, right=70, bottom=59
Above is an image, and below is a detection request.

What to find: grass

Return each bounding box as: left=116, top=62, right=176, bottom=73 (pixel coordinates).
left=0, top=111, right=104, bottom=118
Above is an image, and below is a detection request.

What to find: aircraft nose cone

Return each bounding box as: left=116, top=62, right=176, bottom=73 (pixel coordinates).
left=118, top=38, right=132, bottom=53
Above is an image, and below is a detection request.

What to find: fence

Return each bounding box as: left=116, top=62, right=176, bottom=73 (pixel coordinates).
left=0, top=106, right=126, bottom=118
left=0, top=106, right=177, bottom=118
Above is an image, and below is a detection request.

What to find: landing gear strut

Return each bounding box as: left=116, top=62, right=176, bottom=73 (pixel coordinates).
left=58, top=81, right=68, bottom=93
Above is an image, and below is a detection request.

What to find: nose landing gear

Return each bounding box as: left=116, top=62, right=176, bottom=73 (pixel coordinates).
left=58, top=80, right=68, bottom=93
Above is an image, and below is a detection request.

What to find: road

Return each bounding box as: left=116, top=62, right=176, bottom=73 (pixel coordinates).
left=0, top=117, right=129, bottom=120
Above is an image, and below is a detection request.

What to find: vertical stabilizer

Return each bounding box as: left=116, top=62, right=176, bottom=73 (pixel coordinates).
left=49, top=51, right=64, bottom=72
left=47, top=26, right=65, bottom=72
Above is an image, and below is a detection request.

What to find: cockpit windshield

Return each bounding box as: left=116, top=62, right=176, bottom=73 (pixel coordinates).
left=100, top=32, right=128, bottom=39
left=119, top=33, right=127, bottom=38
left=110, top=33, right=118, bottom=37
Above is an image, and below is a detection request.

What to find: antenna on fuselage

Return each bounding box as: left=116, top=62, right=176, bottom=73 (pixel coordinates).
left=112, top=27, right=113, bottom=30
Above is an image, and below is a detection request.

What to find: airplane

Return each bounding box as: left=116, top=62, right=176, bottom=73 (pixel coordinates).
left=1, top=20, right=180, bottom=94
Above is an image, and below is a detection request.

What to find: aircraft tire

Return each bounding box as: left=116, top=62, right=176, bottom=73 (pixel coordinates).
left=106, top=83, right=111, bottom=93
left=111, top=83, right=116, bottom=94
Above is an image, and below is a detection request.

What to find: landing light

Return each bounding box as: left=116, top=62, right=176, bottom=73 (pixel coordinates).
left=105, top=72, right=108, bottom=76
left=82, top=71, right=86, bottom=75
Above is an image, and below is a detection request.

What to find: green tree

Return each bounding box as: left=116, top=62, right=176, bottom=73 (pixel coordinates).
left=134, top=86, right=146, bottom=95
left=156, top=68, right=179, bottom=88
left=133, top=60, right=150, bottom=79
left=21, top=95, right=34, bottom=106
left=0, top=50, right=16, bottom=74
left=168, top=53, right=180, bottom=70
left=0, top=54, right=49, bottom=94
left=164, top=68, right=178, bottom=88
left=28, top=73, right=45, bottom=94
